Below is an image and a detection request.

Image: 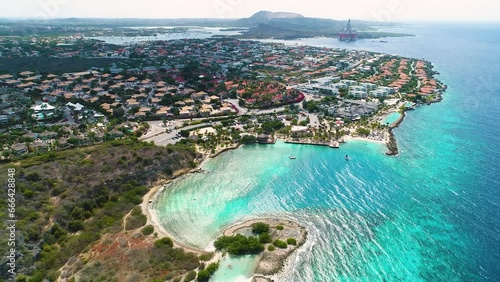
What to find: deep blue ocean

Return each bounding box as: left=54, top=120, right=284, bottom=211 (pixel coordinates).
left=154, top=23, right=500, bottom=281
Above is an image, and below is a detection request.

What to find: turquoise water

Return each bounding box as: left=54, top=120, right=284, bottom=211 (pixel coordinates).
left=210, top=255, right=260, bottom=282
left=154, top=23, right=500, bottom=281
left=383, top=112, right=401, bottom=125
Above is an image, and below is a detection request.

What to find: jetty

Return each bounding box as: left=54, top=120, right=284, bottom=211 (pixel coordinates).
left=284, top=139, right=341, bottom=148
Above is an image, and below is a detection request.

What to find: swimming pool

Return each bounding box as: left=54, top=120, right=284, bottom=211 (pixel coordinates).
left=383, top=112, right=401, bottom=125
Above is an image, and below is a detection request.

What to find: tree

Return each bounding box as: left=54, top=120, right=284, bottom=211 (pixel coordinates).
left=113, top=108, right=125, bottom=118
left=214, top=234, right=264, bottom=255
left=67, top=220, right=84, bottom=233
left=356, top=128, right=371, bottom=136
left=239, top=135, right=256, bottom=144
left=251, top=222, right=269, bottom=234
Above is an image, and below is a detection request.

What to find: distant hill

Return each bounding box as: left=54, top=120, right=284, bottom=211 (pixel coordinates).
left=236, top=11, right=411, bottom=39
left=237, top=10, right=304, bottom=25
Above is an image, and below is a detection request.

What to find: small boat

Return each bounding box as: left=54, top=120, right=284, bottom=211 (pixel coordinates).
left=289, top=156, right=296, bottom=159
left=345, top=155, right=349, bottom=161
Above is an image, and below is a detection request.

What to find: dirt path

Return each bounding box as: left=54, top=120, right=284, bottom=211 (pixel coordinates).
left=122, top=209, right=133, bottom=231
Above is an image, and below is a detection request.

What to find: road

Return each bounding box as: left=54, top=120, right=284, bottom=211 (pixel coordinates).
left=226, top=99, right=248, bottom=115
left=308, top=113, right=320, bottom=128
left=141, top=120, right=221, bottom=146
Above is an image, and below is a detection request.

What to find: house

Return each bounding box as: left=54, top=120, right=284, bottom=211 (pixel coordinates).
left=39, top=131, right=58, bottom=140
left=0, top=74, right=14, bottom=81
left=257, top=133, right=275, bottom=144
left=11, top=143, right=28, bottom=154
left=31, top=102, right=57, bottom=121
left=220, top=106, right=234, bottom=114
left=179, top=109, right=191, bottom=118
left=192, top=91, right=208, bottom=100
left=109, top=130, right=124, bottom=139
left=290, top=126, right=310, bottom=137
left=313, top=85, right=339, bottom=96
left=23, top=132, right=39, bottom=140
left=142, top=66, right=158, bottom=74
left=57, top=137, right=70, bottom=149
left=19, top=71, right=35, bottom=77
left=0, top=115, right=8, bottom=124
left=67, top=102, right=85, bottom=111
left=31, top=141, right=50, bottom=152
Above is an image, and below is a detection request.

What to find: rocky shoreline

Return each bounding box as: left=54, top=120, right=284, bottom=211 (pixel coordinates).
left=385, top=110, right=407, bottom=156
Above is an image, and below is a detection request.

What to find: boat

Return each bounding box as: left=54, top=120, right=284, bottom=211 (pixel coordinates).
left=329, top=141, right=340, bottom=148
left=345, top=155, right=349, bottom=161
left=289, top=156, right=296, bottom=159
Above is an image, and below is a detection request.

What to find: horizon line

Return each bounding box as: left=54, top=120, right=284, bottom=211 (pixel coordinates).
left=1, top=17, right=500, bottom=24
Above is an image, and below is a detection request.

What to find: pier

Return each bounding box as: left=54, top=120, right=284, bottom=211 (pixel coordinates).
left=285, top=140, right=340, bottom=148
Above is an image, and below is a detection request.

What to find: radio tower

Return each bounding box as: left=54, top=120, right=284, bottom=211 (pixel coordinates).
left=339, top=19, right=358, bottom=41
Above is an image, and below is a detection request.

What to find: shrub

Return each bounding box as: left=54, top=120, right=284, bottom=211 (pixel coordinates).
left=197, top=269, right=210, bottom=282
left=67, top=220, right=84, bottom=233
left=287, top=238, right=297, bottom=245
left=180, top=130, right=190, bottom=137
left=259, top=233, right=272, bottom=244
left=125, top=212, right=147, bottom=230
left=273, top=239, right=288, bottom=249
left=206, top=262, right=219, bottom=274
left=199, top=253, right=214, bottom=261
left=251, top=222, right=269, bottom=234
left=197, top=262, right=219, bottom=282
left=185, top=270, right=197, bottom=281
left=154, top=237, right=174, bottom=248
left=267, top=245, right=275, bottom=251
left=141, top=225, right=154, bottom=235
left=276, top=225, right=284, bottom=230
left=165, top=271, right=178, bottom=280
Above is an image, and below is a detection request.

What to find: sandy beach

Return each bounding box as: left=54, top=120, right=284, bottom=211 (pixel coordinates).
left=140, top=144, right=242, bottom=255
left=343, top=134, right=388, bottom=145
left=141, top=179, right=210, bottom=255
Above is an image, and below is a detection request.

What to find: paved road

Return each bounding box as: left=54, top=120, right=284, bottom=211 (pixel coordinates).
left=226, top=99, right=248, bottom=115
left=308, top=113, right=320, bottom=128
left=141, top=121, right=221, bottom=146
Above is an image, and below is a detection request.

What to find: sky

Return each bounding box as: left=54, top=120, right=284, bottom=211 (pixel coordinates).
left=1, top=0, right=499, bottom=22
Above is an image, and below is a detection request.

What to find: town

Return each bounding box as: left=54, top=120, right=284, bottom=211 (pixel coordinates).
left=0, top=36, right=446, bottom=159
